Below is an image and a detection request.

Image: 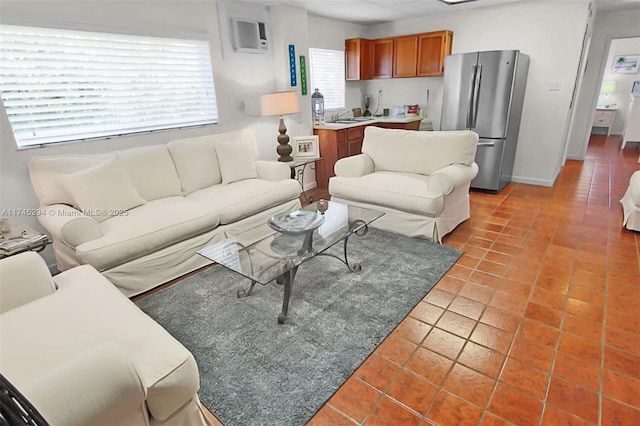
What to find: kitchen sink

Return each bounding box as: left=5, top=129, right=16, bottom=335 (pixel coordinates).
left=327, top=117, right=374, bottom=124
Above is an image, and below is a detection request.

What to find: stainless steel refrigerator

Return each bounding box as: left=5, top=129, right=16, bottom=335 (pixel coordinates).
left=440, top=50, right=529, bottom=192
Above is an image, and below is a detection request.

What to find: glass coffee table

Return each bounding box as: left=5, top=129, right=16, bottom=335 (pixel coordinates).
left=197, top=200, right=384, bottom=323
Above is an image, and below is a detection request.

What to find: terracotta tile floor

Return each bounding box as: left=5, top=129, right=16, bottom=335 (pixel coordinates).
left=205, top=135, right=640, bottom=425
left=306, top=135, right=640, bottom=426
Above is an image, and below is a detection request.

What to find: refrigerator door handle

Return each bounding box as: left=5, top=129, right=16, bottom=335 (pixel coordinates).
left=477, top=142, right=495, bottom=146
left=470, top=65, right=482, bottom=129
left=466, top=65, right=478, bottom=128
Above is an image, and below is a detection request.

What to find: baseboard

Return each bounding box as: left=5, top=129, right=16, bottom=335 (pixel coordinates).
left=511, top=175, right=554, bottom=187
left=302, top=181, right=317, bottom=192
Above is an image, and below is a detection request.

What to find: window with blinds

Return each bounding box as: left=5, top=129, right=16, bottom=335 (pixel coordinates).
left=0, top=25, right=218, bottom=148
left=309, top=48, right=345, bottom=110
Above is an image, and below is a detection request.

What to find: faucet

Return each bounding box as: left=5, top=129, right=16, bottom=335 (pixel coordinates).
left=331, top=109, right=350, bottom=121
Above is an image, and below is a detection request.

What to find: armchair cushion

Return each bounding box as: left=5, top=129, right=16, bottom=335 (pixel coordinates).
left=0, top=252, right=56, bottom=313
left=330, top=171, right=444, bottom=216
left=362, top=127, right=478, bottom=175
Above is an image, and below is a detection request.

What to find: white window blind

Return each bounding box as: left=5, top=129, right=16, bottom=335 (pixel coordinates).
left=0, top=25, right=218, bottom=148
left=309, top=48, right=345, bottom=110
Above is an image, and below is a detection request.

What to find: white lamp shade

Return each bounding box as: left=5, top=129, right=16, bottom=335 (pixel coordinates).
left=260, top=91, right=300, bottom=116
left=601, top=81, right=616, bottom=94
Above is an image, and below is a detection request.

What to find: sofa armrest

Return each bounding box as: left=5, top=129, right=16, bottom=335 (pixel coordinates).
left=428, top=163, right=480, bottom=196
left=255, top=160, right=290, bottom=181
left=22, top=341, right=148, bottom=426
left=0, top=252, right=56, bottom=313
left=37, top=204, right=102, bottom=248
left=334, top=154, right=375, bottom=178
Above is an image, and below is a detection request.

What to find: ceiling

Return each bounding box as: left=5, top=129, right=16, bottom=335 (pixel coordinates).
left=249, top=0, right=640, bottom=25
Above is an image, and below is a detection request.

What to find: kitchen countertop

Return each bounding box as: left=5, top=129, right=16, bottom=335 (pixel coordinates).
left=314, top=116, right=424, bottom=130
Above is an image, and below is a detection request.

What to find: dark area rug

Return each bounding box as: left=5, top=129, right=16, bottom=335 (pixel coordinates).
left=136, top=228, right=461, bottom=426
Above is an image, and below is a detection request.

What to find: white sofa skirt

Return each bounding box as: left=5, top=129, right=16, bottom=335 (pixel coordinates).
left=331, top=186, right=471, bottom=243
left=102, top=199, right=300, bottom=297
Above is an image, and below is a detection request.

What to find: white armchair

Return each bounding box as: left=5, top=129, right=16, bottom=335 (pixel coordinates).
left=0, top=252, right=210, bottom=426
left=329, top=127, right=479, bottom=242
left=621, top=170, right=640, bottom=232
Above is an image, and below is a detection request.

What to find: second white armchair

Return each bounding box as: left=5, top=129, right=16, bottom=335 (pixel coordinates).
left=329, top=126, right=479, bottom=242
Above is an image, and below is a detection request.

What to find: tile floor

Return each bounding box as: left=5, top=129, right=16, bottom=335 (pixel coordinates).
left=305, top=135, right=640, bottom=426
left=204, top=135, right=639, bottom=425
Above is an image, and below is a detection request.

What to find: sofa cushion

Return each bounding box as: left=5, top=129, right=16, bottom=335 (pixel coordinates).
left=188, top=178, right=301, bottom=224
left=168, top=135, right=222, bottom=193
left=0, top=265, right=199, bottom=421
left=216, top=138, right=258, bottom=184
left=28, top=154, right=114, bottom=206
left=362, top=127, right=478, bottom=175
left=117, top=145, right=183, bottom=200
left=329, top=171, right=445, bottom=217
left=60, top=157, right=146, bottom=223
left=75, top=197, right=220, bottom=270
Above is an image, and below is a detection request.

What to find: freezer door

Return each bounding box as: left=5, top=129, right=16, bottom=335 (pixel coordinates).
left=471, top=139, right=506, bottom=192
left=472, top=50, right=518, bottom=139
left=440, top=52, right=478, bottom=131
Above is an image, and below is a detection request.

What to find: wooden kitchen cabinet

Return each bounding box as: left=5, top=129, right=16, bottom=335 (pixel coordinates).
left=372, top=38, right=393, bottom=79
left=345, top=30, right=452, bottom=80
left=314, top=125, right=367, bottom=189
left=393, top=35, right=418, bottom=78
left=345, top=38, right=373, bottom=81
left=417, top=30, right=453, bottom=77
left=374, top=120, right=422, bottom=130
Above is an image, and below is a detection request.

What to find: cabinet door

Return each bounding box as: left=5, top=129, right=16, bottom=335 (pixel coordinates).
left=417, top=31, right=452, bottom=77
left=393, top=35, right=418, bottom=78
left=372, top=38, right=393, bottom=79
left=347, top=125, right=365, bottom=155
left=345, top=39, right=372, bottom=81
left=337, top=130, right=348, bottom=160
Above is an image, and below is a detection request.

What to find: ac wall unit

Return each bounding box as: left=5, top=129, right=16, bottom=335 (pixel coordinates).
left=231, top=18, right=268, bottom=54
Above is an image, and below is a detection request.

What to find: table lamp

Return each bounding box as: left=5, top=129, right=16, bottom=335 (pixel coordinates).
left=261, top=91, right=300, bottom=162
left=601, top=81, right=616, bottom=108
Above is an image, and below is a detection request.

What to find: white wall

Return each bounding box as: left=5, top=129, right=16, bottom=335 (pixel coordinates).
left=0, top=0, right=324, bottom=267
left=566, top=6, right=640, bottom=159
left=358, top=0, right=592, bottom=187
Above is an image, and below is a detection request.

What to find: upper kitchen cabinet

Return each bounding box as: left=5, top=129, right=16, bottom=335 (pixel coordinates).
left=345, top=38, right=373, bottom=80
left=393, top=35, right=418, bottom=78
left=345, top=30, right=453, bottom=80
left=417, top=30, right=453, bottom=77
left=372, top=38, right=393, bottom=79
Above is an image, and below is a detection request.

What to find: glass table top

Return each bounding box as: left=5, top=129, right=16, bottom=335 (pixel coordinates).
left=197, top=201, right=384, bottom=285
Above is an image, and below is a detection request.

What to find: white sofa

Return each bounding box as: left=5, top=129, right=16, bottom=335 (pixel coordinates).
left=0, top=251, right=210, bottom=426
left=621, top=170, right=640, bottom=232
left=329, top=127, right=478, bottom=242
left=29, top=129, right=301, bottom=296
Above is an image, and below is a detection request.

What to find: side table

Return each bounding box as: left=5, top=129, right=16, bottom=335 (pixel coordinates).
left=592, top=108, right=617, bottom=137
left=0, top=224, right=51, bottom=259
left=287, top=157, right=321, bottom=203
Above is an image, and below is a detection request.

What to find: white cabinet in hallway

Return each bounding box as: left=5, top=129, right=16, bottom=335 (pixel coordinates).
left=592, top=107, right=617, bottom=137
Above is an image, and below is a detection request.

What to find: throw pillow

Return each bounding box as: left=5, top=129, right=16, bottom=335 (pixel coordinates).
left=215, top=138, right=258, bottom=184
left=59, top=157, right=145, bottom=223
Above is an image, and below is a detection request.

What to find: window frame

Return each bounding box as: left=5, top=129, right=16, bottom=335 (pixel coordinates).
left=0, top=24, right=219, bottom=149
left=308, top=47, right=345, bottom=111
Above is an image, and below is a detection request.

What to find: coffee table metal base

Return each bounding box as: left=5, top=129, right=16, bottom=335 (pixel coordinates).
left=236, top=221, right=368, bottom=324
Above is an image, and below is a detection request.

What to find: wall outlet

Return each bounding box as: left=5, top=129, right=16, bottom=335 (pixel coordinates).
left=549, top=81, right=560, bottom=91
